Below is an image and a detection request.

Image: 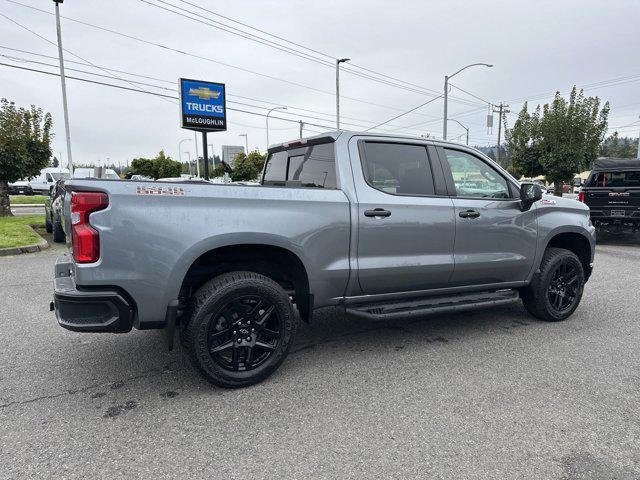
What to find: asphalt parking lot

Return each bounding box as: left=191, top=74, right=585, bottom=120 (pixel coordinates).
left=2, top=235, right=640, bottom=479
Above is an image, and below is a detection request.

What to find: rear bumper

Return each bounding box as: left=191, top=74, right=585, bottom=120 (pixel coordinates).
left=52, top=254, right=134, bottom=333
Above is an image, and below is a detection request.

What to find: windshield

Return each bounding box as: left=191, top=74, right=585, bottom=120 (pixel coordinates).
left=51, top=172, right=70, bottom=181
left=588, top=171, right=640, bottom=188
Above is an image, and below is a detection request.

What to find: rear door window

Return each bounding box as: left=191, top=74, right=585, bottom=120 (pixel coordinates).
left=262, top=143, right=336, bottom=188
left=360, top=142, right=435, bottom=195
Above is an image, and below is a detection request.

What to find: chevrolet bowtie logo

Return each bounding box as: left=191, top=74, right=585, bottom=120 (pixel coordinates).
left=188, top=87, right=221, bottom=100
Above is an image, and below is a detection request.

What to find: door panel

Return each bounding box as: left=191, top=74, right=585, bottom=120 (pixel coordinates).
left=451, top=198, right=537, bottom=284
left=353, top=140, right=456, bottom=295
left=438, top=146, right=537, bottom=285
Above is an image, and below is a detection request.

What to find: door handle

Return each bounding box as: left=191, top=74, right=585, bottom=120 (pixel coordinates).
left=364, top=208, right=391, bottom=218
left=459, top=209, right=480, bottom=219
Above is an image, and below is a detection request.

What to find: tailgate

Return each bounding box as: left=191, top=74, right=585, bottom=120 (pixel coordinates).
left=583, top=188, right=640, bottom=218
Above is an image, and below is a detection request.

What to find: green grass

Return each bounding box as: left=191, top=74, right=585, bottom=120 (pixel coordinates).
left=10, top=195, right=48, bottom=205
left=0, top=215, right=46, bottom=249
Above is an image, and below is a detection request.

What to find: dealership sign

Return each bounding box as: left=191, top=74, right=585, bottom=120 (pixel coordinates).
left=179, top=78, right=227, bottom=132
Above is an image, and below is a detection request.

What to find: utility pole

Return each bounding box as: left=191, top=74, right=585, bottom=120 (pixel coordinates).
left=493, top=103, right=510, bottom=165
left=53, top=0, right=73, bottom=175
left=336, top=58, right=350, bottom=130
left=299, top=120, right=304, bottom=139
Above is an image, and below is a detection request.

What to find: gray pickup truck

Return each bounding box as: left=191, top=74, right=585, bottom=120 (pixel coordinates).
left=53, top=131, right=596, bottom=388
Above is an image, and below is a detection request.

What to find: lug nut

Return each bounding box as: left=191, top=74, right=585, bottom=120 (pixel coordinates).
left=251, top=328, right=255, bottom=332
left=237, top=338, right=242, bottom=343
left=246, top=337, right=251, bottom=341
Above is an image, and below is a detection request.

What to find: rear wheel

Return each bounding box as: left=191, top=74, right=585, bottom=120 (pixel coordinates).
left=52, top=213, right=65, bottom=242
left=521, top=247, right=585, bottom=321
left=45, top=212, right=53, bottom=233
left=181, top=271, right=298, bottom=388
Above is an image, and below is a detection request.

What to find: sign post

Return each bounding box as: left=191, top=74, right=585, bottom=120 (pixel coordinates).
left=179, top=78, right=227, bottom=180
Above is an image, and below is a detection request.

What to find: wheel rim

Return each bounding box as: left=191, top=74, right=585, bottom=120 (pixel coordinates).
left=547, top=259, right=580, bottom=313
left=207, top=295, right=281, bottom=372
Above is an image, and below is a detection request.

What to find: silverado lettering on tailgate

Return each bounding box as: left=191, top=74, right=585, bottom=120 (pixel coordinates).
left=136, top=186, right=185, bottom=196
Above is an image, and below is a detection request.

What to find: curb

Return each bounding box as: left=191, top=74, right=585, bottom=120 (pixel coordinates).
left=11, top=204, right=45, bottom=207
left=0, top=225, right=49, bottom=257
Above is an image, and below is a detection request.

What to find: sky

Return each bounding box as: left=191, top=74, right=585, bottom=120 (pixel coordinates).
left=1, top=0, right=639, bottom=168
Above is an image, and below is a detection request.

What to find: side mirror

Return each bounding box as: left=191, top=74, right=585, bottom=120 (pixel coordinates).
left=520, top=182, right=542, bottom=211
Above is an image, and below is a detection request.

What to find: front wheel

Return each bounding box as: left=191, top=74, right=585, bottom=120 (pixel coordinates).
left=181, top=272, right=298, bottom=388
left=521, top=247, right=585, bottom=322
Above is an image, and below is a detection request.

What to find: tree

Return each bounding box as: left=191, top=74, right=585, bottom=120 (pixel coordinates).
left=230, top=151, right=266, bottom=182
left=0, top=98, right=52, bottom=216
left=51, top=156, right=59, bottom=168
left=600, top=133, right=639, bottom=158
left=505, top=88, right=609, bottom=195
left=131, top=150, right=181, bottom=180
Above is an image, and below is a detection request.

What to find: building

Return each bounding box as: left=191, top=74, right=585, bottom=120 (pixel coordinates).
left=222, top=145, right=245, bottom=167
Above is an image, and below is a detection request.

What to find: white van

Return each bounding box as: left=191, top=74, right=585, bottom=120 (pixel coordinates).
left=73, top=167, right=119, bottom=180
left=29, top=167, right=70, bottom=193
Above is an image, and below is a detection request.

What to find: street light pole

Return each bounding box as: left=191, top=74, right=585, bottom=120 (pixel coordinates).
left=53, top=0, right=73, bottom=175
left=266, top=106, right=287, bottom=149
left=443, top=62, right=493, bottom=140
left=194, top=131, right=200, bottom=178
left=239, top=134, right=248, bottom=154
left=178, top=138, right=191, bottom=171
left=336, top=58, right=350, bottom=130
left=448, top=119, right=469, bottom=145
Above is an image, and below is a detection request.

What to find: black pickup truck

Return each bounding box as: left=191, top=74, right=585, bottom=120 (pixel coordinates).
left=580, top=157, right=640, bottom=233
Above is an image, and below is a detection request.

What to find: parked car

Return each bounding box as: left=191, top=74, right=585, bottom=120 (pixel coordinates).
left=73, top=167, right=119, bottom=180
left=52, top=132, right=595, bottom=388
left=8, top=180, right=33, bottom=195
left=579, top=157, right=640, bottom=233
left=45, top=180, right=66, bottom=242
left=29, top=167, right=70, bottom=194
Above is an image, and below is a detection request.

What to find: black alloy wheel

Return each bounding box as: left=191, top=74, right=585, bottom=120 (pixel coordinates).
left=207, top=296, right=281, bottom=372
left=182, top=271, right=297, bottom=388
left=546, top=259, right=580, bottom=314
left=521, top=247, right=585, bottom=322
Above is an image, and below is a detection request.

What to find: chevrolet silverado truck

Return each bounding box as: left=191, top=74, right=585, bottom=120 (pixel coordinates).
left=579, top=157, right=640, bottom=233
left=52, top=132, right=596, bottom=388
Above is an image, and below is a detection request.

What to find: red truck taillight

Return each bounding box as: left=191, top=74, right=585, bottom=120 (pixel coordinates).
left=578, top=191, right=585, bottom=203
left=71, top=192, right=109, bottom=263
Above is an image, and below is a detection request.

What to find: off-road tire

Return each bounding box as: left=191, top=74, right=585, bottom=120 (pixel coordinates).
left=52, top=213, right=65, bottom=242
left=181, top=271, right=298, bottom=388
left=521, top=247, right=585, bottom=322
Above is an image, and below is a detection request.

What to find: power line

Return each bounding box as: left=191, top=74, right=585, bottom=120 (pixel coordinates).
left=138, top=0, right=483, bottom=105
left=364, top=95, right=444, bottom=132
left=172, top=0, right=476, bottom=102
left=0, top=44, right=440, bottom=129
left=0, top=61, right=344, bottom=131
left=448, top=82, right=492, bottom=105
left=4, top=0, right=483, bottom=110
left=0, top=11, right=176, bottom=106
left=1, top=53, right=434, bottom=133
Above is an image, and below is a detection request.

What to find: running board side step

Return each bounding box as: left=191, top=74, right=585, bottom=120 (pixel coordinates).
left=345, top=289, right=519, bottom=320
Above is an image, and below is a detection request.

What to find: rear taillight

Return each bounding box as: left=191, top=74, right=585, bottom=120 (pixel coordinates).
left=71, top=192, right=109, bottom=263
left=578, top=191, right=585, bottom=203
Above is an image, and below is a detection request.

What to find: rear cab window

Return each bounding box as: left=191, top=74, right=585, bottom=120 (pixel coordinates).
left=262, top=142, right=337, bottom=188
left=588, top=171, right=640, bottom=187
